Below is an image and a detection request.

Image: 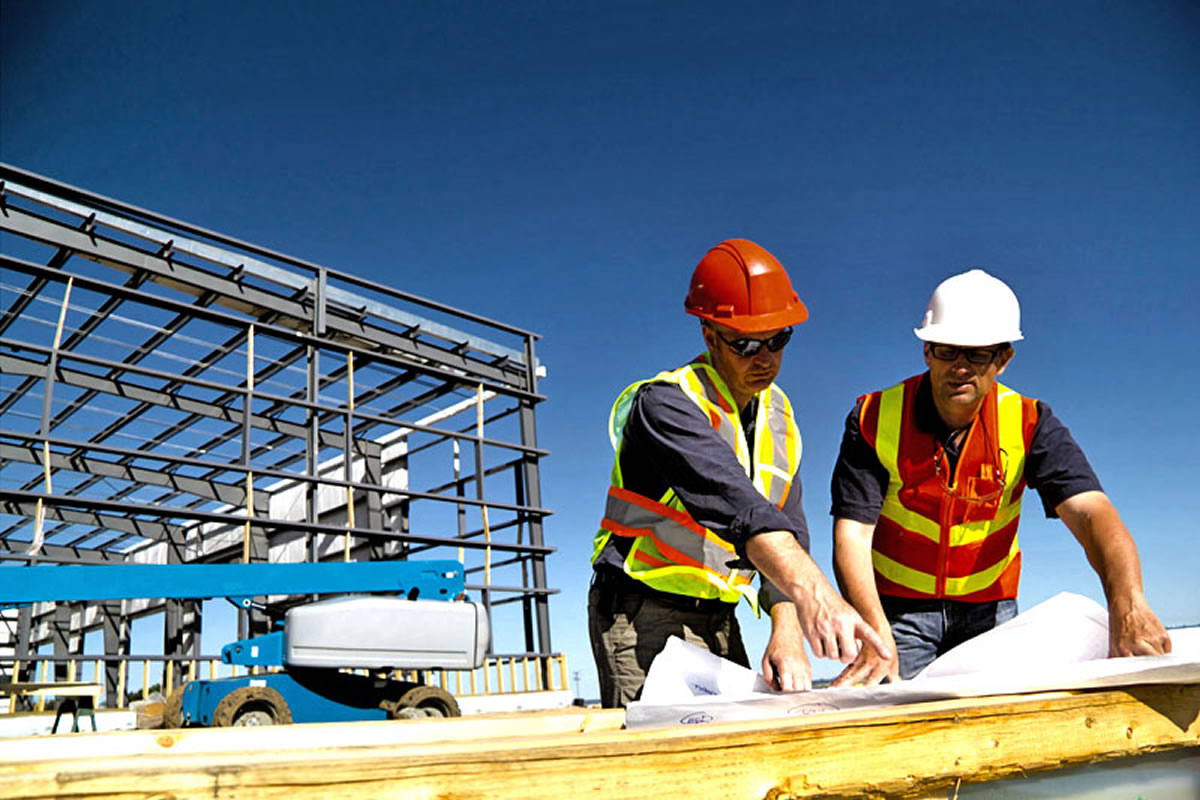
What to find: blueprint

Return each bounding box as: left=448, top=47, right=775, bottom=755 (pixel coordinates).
left=626, top=592, right=1200, bottom=728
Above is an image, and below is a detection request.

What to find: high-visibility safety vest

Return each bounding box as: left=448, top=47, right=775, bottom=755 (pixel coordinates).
left=592, top=355, right=803, bottom=614
left=859, top=374, right=1039, bottom=602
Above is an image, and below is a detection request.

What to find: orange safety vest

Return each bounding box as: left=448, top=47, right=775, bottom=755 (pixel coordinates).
left=591, top=355, right=803, bottom=613
left=860, top=374, right=1038, bottom=601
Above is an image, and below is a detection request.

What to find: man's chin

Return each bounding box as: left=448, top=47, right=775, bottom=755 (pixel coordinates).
left=945, top=392, right=979, bottom=406
left=747, top=377, right=774, bottom=392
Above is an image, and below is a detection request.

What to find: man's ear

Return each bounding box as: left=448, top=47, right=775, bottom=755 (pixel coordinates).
left=995, top=346, right=1015, bottom=375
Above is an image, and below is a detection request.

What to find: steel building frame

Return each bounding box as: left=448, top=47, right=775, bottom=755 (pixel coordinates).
left=0, top=163, right=555, bottom=700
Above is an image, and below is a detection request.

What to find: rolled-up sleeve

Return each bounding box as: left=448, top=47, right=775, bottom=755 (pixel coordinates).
left=1025, top=401, right=1103, bottom=517
left=829, top=402, right=889, bottom=524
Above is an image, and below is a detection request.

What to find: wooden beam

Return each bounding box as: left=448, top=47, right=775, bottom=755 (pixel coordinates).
left=0, top=686, right=1196, bottom=799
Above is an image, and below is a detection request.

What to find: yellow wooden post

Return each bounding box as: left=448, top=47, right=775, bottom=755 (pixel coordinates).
left=244, top=324, right=255, bottom=565
left=30, top=278, right=74, bottom=558
left=36, top=661, right=47, bottom=712
left=117, top=661, right=127, bottom=709
left=447, top=435, right=466, bottom=575
left=476, top=384, right=492, bottom=586
left=8, top=660, right=21, bottom=715
left=344, top=351, right=355, bottom=562
left=244, top=472, right=255, bottom=563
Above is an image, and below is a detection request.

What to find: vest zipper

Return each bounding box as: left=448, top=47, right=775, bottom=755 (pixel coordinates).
left=936, top=444, right=950, bottom=597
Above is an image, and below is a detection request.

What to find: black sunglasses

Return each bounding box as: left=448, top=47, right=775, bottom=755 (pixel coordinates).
left=711, top=327, right=793, bottom=357
left=928, top=344, right=1003, bottom=365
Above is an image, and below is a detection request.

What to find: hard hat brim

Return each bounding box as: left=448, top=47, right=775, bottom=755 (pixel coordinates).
left=913, top=325, right=1023, bottom=347
left=688, top=303, right=809, bottom=334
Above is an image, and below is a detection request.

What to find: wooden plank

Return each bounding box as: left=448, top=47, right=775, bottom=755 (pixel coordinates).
left=0, top=682, right=103, bottom=698
left=0, top=706, right=627, bottom=761
left=0, top=685, right=1196, bottom=799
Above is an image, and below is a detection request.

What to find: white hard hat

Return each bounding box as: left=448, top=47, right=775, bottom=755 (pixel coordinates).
left=913, top=269, right=1024, bottom=346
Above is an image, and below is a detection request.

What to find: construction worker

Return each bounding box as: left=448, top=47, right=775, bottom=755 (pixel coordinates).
left=830, top=269, right=1172, bottom=685
left=589, top=239, right=887, bottom=708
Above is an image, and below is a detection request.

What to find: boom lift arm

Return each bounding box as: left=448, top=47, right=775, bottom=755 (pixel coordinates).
left=4, top=560, right=489, bottom=727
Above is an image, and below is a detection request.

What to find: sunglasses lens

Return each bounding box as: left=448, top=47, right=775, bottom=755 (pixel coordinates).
left=965, top=350, right=995, bottom=364
left=724, top=328, right=792, bottom=356
left=729, top=339, right=762, bottom=357
left=766, top=329, right=792, bottom=351
left=931, top=345, right=996, bottom=364
left=712, top=327, right=792, bottom=356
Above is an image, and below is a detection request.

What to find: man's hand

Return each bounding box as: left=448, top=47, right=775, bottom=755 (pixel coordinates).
left=1109, top=595, right=1172, bottom=658
left=830, top=625, right=899, bottom=687
left=1056, top=492, right=1172, bottom=659
left=745, top=531, right=891, bottom=664
left=795, top=579, right=890, bottom=663
left=762, top=602, right=812, bottom=692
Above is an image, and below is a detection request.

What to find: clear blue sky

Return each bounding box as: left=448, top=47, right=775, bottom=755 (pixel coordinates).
left=3, top=1, right=1197, bottom=698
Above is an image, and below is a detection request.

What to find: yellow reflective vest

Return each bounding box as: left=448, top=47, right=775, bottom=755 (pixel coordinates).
left=591, top=355, right=803, bottom=613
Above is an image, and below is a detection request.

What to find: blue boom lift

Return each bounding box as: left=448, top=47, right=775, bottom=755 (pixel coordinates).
left=2, top=560, right=489, bottom=727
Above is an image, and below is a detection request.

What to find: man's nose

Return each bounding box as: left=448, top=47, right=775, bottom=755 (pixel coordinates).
left=949, top=352, right=976, bottom=370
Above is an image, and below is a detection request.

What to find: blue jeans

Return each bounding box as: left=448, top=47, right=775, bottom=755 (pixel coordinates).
left=881, top=596, right=1018, bottom=679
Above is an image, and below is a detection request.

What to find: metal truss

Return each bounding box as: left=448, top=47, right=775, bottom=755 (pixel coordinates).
left=0, top=164, right=555, bottom=690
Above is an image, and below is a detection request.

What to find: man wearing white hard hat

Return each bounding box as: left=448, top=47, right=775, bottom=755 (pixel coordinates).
left=828, top=269, right=1172, bottom=684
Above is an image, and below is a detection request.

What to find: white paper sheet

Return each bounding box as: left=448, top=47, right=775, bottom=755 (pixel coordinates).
left=626, top=592, right=1200, bottom=728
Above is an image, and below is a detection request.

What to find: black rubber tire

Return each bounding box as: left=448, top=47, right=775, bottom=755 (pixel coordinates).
left=162, top=683, right=187, bottom=728
left=211, top=686, right=293, bottom=727
left=388, top=685, right=460, bottom=719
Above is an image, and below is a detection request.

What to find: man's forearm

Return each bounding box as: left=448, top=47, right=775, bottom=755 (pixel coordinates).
left=745, top=531, right=827, bottom=605
left=832, top=518, right=888, bottom=629
left=745, top=530, right=890, bottom=662
left=1058, top=491, right=1145, bottom=603
left=769, top=599, right=802, bottom=637
left=1057, top=490, right=1171, bottom=656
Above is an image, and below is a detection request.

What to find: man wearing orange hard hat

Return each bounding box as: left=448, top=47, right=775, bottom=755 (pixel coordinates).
left=588, top=239, right=888, bottom=708
left=829, top=269, right=1172, bottom=686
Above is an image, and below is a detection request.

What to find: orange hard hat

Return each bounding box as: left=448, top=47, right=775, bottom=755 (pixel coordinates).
left=684, top=239, right=809, bottom=333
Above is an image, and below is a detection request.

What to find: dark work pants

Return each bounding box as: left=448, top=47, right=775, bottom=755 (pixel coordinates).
left=587, top=583, right=748, bottom=709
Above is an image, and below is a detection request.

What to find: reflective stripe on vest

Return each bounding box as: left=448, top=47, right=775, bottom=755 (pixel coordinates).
left=867, top=376, right=1035, bottom=601
left=601, top=486, right=745, bottom=577
left=593, top=356, right=803, bottom=610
